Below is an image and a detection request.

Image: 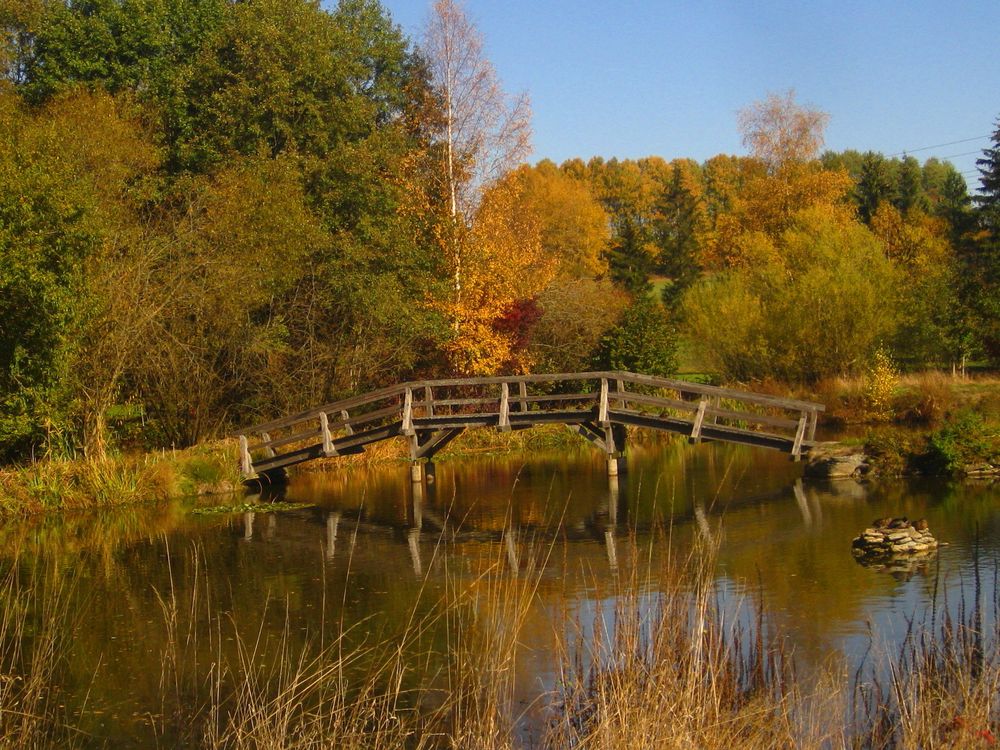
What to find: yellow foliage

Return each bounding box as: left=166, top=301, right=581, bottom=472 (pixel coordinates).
left=513, top=162, right=609, bottom=277
left=437, top=174, right=554, bottom=375
left=863, top=347, right=898, bottom=421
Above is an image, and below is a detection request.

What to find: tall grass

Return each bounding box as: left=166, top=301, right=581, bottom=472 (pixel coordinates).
left=543, top=536, right=840, bottom=749
left=853, top=549, right=1000, bottom=749
left=0, top=564, right=80, bottom=748
left=1, top=526, right=1000, bottom=748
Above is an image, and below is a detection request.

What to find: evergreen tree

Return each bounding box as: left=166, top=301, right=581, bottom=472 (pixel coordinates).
left=857, top=151, right=894, bottom=224
left=975, top=117, right=1000, bottom=229
left=972, top=116, right=1000, bottom=362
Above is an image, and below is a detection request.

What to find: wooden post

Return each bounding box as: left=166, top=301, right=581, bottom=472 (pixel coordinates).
left=498, top=382, right=510, bottom=431
left=340, top=410, right=353, bottom=436
left=791, top=412, right=808, bottom=461
left=690, top=399, right=708, bottom=444
left=519, top=380, right=528, bottom=412
left=599, top=378, right=609, bottom=425
left=402, top=388, right=415, bottom=435
left=260, top=432, right=276, bottom=458
left=320, top=412, right=336, bottom=456
left=424, top=386, right=435, bottom=418
left=239, top=435, right=253, bottom=476
left=615, top=378, right=626, bottom=409
left=806, top=409, right=818, bottom=442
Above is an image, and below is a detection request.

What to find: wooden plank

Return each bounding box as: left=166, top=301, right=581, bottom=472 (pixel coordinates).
left=518, top=392, right=596, bottom=404
left=704, top=407, right=799, bottom=430
left=609, top=391, right=699, bottom=412
left=498, top=382, right=510, bottom=431
left=612, top=371, right=825, bottom=412
left=246, top=382, right=408, bottom=435
left=567, top=423, right=609, bottom=453
left=416, top=427, right=466, bottom=459
left=426, top=397, right=500, bottom=408
left=261, top=427, right=320, bottom=452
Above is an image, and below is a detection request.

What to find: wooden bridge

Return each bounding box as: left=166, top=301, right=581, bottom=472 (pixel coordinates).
left=238, top=371, right=824, bottom=482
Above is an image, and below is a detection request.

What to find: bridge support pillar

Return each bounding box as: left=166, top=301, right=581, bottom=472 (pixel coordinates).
left=607, top=456, right=619, bottom=476
left=410, top=462, right=423, bottom=482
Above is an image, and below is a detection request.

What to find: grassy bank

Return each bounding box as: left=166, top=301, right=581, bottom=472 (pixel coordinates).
left=0, top=441, right=243, bottom=515
left=769, top=371, right=1000, bottom=429
left=2, top=534, right=998, bottom=748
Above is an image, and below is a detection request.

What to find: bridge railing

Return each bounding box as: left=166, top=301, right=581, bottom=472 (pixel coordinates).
left=238, top=371, right=824, bottom=477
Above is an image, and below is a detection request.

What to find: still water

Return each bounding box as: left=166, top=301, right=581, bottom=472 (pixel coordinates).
left=2, top=439, right=999, bottom=746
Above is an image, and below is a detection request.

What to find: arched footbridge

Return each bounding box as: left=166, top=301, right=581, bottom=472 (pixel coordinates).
left=238, top=371, right=824, bottom=482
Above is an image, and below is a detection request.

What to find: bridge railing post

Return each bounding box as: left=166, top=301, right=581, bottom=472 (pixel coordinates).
left=239, top=435, right=253, bottom=476
left=498, top=382, right=510, bottom=431
left=791, top=411, right=808, bottom=461
left=690, top=399, right=708, bottom=444
left=319, top=412, right=336, bottom=456
left=598, top=378, right=609, bottom=425
left=402, top=388, right=415, bottom=435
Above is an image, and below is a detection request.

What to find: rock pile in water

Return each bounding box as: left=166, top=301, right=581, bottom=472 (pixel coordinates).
left=851, top=517, right=938, bottom=558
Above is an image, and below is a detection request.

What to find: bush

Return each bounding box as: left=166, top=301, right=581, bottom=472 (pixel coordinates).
left=593, top=296, right=678, bottom=376
left=919, top=411, right=999, bottom=475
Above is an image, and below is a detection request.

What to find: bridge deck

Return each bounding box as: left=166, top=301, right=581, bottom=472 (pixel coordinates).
left=238, top=371, right=825, bottom=479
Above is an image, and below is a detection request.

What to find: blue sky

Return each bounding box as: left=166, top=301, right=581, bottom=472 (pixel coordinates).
left=379, top=0, right=999, bottom=188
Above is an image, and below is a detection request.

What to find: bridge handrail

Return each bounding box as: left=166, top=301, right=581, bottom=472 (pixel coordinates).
left=242, top=370, right=824, bottom=438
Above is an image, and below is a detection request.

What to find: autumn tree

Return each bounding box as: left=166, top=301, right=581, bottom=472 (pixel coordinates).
left=513, top=161, right=609, bottom=277
left=737, top=89, right=829, bottom=173
left=435, top=173, right=551, bottom=375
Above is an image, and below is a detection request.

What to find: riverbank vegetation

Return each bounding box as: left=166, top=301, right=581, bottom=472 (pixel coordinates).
left=2, top=0, right=1000, bottom=484
left=1, top=535, right=998, bottom=747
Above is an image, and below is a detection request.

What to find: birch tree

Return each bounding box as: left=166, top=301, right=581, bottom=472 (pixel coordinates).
left=422, top=0, right=531, bottom=306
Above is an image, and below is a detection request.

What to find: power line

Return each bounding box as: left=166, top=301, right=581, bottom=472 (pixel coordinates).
left=890, top=135, right=990, bottom=157
left=938, top=149, right=986, bottom=159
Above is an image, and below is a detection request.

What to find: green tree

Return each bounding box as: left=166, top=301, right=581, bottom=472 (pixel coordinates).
left=0, top=90, right=158, bottom=459
left=594, top=296, right=677, bottom=377
left=653, top=159, right=706, bottom=307
left=972, top=116, right=1000, bottom=362
left=856, top=151, right=895, bottom=224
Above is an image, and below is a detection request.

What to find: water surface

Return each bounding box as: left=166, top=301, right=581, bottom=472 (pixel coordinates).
left=3, top=439, right=998, bottom=746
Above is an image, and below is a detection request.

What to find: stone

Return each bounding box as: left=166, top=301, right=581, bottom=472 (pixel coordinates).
left=805, top=445, right=868, bottom=479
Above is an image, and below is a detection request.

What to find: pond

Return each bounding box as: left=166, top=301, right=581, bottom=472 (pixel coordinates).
left=2, top=438, right=998, bottom=747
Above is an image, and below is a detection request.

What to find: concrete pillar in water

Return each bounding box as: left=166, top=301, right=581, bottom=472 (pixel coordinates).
left=607, top=456, right=619, bottom=476
left=410, top=462, right=423, bottom=482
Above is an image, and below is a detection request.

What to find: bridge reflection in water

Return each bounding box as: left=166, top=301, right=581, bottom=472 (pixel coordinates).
left=239, top=462, right=826, bottom=581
